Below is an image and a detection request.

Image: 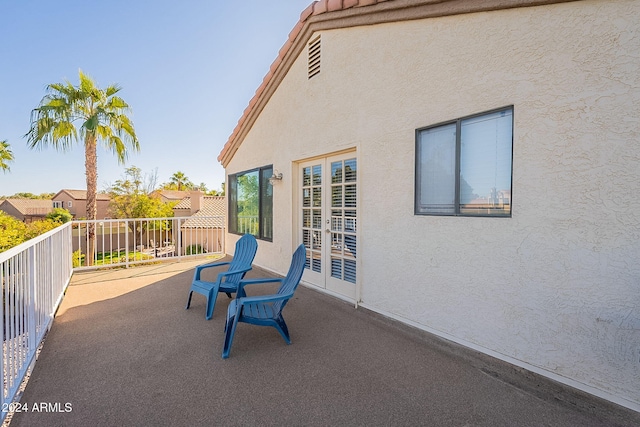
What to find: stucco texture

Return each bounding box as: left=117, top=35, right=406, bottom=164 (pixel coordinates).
left=224, top=0, right=640, bottom=410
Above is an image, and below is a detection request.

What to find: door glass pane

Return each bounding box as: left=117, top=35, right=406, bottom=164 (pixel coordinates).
left=303, top=188, right=310, bottom=207
left=311, top=252, right=321, bottom=272
left=303, top=167, right=311, bottom=186
left=312, top=230, right=322, bottom=250
left=331, top=161, right=343, bottom=184
left=416, top=123, right=456, bottom=214
left=331, top=232, right=342, bottom=255
left=332, top=186, right=342, bottom=207
left=312, top=209, right=322, bottom=229
left=313, top=187, right=322, bottom=207
left=331, top=257, right=342, bottom=279
left=303, top=229, right=311, bottom=248
left=344, top=185, right=356, bottom=207
left=312, top=165, right=322, bottom=185
left=344, top=259, right=356, bottom=283
left=331, top=214, right=342, bottom=232
left=460, top=109, right=512, bottom=216
left=302, top=209, right=310, bottom=228
left=344, top=159, right=357, bottom=182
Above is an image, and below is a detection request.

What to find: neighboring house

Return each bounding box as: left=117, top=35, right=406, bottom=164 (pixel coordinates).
left=217, top=0, right=640, bottom=412
left=52, top=189, right=111, bottom=219
left=173, top=191, right=226, bottom=254
left=150, top=190, right=191, bottom=204
left=0, top=199, right=53, bottom=223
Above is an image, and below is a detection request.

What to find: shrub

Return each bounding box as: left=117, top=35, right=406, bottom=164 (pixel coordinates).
left=72, top=250, right=85, bottom=268
left=185, top=244, right=203, bottom=255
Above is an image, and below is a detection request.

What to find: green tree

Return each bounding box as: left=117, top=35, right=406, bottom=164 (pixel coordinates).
left=24, top=219, right=60, bottom=241
left=46, top=207, right=73, bottom=223
left=26, top=70, right=139, bottom=265
left=0, top=140, right=14, bottom=172
left=0, top=212, right=61, bottom=252
left=0, top=211, right=26, bottom=252
left=107, top=166, right=174, bottom=234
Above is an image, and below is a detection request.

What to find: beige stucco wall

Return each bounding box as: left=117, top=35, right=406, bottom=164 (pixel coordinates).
left=224, top=0, right=640, bottom=410
left=53, top=193, right=110, bottom=219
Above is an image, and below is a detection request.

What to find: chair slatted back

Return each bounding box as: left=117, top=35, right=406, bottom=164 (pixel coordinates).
left=224, top=234, right=258, bottom=285
left=273, top=244, right=306, bottom=313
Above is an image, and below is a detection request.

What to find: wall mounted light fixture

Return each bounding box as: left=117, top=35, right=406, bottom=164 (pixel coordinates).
left=269, top=171, right=283, bottom=185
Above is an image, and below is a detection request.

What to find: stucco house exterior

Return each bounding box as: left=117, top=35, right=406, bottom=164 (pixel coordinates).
left=52, top=189, right=111, bottom=219
left=0, top=198, right=53, bottom=222
left=173, top=191, right=226, bottom=254
left=217, top=0, right=639, bottom=412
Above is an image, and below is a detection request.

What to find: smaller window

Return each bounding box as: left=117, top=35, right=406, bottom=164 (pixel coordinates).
left=415, top=106, right=513, bottom=217
left=67, top=201, right=72, bottom=208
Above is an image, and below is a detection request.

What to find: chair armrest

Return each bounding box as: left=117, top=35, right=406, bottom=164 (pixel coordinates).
left=238, top=293, right=290, bottom=305
left=237, top=278, right=283, bottom=297
left=193, top=261, right=231, bottom=280
left=216, top=265, right=252, bottom=281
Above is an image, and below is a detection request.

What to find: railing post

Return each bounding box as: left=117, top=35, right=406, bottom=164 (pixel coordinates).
left=125, top=220, right=130, bottom=269
left=27, top=244, right=37, bottom=353
left=177, top=218, right=183, bottom=261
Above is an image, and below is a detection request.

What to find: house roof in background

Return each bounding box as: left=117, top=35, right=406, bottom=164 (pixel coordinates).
left=0, top=198, right=53, bottom=216
left=53, top=189, right=110, bottom=201
left=180, top=196, right=226, bottom=228
left=151, top=190, right=192, bottom=201
left=216, top=0, right=578, bottom=167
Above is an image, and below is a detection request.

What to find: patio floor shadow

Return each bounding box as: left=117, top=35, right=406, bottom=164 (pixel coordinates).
left=8, top=258, right=640, bottom=427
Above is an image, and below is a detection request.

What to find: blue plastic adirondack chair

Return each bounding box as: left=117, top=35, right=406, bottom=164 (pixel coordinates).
left=185, top=234, right=258, bottom=320
left=222, top=244, right=306, bottom=359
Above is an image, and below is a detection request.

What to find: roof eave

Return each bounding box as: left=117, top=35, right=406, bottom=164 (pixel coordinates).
left=217, top=0, right=582, bottom=168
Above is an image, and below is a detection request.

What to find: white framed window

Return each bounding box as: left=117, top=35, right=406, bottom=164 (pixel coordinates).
left=53, top=201, right=62, bottom=208
left=67, top=201, right=72, bottom=208
left=415, top=106, right=513, bottom=217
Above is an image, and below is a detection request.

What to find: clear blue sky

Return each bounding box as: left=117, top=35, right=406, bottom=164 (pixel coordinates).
left=0, top=0, right=313, bottom=196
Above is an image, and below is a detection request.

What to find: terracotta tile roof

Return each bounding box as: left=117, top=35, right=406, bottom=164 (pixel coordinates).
left=151, top=190, right=192, bottom=201
left=0, top=199, right=53, bottom=216
left=180, top=196, right=226, bottom=228
left=53, top=189, right=110, bottom=201
left=174, top=196, right=225, bottom=212
left=217, top=0, right=575, bottom=167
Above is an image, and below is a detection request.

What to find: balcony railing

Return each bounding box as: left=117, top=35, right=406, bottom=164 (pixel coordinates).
left=71, top=217, right=225, bottom=270
left=0, top=216, right=225, bottom=421
left=0, top=222, right=73, bottom=419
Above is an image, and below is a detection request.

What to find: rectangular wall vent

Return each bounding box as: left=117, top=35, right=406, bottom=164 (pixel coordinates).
left=308, top=35, right=321, bottom=79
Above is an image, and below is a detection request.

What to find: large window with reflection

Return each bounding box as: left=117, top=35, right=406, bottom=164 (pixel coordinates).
left=415, top=106, right=513, bottom=217
left=229, top=165, right=273, bottom=240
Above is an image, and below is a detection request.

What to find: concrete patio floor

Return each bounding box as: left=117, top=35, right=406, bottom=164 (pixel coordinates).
left=8, top=257, right=640, bottom=426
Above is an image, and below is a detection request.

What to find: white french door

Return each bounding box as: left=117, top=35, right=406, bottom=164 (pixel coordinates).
left=300, top=153, right=357, bottom=300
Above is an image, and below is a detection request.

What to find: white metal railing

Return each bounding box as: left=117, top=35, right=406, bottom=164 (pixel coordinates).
left=237, top=216, right=258, bottom=236
left=0, top=223, right=73, bottom=420
left=72, top=217, right=225, bottom=271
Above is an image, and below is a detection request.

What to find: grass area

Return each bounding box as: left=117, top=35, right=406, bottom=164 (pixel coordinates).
left=73, top=249, right=155, bottom=267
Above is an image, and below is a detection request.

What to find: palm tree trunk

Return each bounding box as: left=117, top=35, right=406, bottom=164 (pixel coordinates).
left=85, top=133, right=98, bottom=266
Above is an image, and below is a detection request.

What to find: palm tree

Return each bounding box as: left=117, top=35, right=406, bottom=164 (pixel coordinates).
left=26, top=70, right=139, bottom=264
left=0, top=140, right=14, bottom=172
left=169, top=171, right=192, bottom=191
